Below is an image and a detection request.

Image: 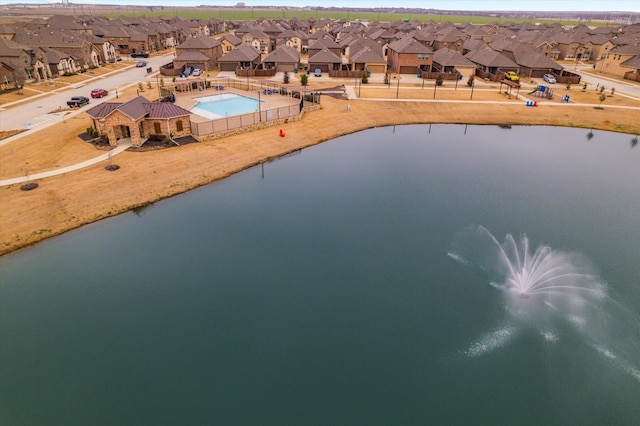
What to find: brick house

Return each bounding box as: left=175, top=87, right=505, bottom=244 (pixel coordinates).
left=86, top=96, right=192, bottom=147
left=387, top=36, right=434, bottom=75
left=174, top=34, right=222, bottom=71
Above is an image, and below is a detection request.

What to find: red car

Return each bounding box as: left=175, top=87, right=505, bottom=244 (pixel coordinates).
left=90, top=88, right=108, bottom=98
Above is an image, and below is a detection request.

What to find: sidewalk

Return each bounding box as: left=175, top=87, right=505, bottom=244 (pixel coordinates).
left=0, top=139, right=132, bottom=187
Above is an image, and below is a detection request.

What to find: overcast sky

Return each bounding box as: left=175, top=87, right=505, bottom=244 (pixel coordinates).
left=11, top=1, right=640, bottom=13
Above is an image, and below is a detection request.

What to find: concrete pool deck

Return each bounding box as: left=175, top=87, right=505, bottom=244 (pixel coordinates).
left=173, top=86, right=301, bottom=124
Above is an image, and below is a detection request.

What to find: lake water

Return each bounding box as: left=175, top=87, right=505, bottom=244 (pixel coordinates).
left=1, top=125, right=639, bottom=425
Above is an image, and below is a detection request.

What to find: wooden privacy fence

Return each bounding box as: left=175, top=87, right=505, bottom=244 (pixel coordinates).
left=624, top=71, right=640, bottom=82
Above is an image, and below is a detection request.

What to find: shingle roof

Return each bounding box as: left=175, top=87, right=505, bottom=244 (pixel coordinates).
left=263, top=45, right=300, bottom=63
left=621, top=54, right=640, bottom=69
left=86, top=96, right=191, bottom=120
left=308, top=48, right=341, bottom=63
left=177, top=34, right=221, bottom=49
left=218, top=44, right=261, bottom=62
left=388, top=36, right=432, bottom=54
left=464, top=49, right=519, bottom=68
left=174, top=50, right=211, bottom=61
left=433, top=48, right=475, bottom=67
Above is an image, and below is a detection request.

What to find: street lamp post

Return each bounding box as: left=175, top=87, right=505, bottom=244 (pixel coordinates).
left=470, top=80, right=475, bottom=100
left=257, top=90, right=262, bottom=122
left=393, top=76, right=400, bottom=99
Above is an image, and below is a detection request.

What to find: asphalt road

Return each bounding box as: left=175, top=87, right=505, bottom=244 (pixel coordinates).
left=0, top=53, right=175, bottom=134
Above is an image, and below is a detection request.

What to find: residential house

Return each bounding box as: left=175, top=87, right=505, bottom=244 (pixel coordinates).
left=218, top=34, right=242, bottom=54
left=40, top=46, right=79, bottom=77
left=464, top=48, right=520, bottom=81
left=387, top=36, right=433, bottom=75
left=174, top=34, right=222, bottom=71
left=597, top=43, right=640, bottom=80
left=217, top=44, right=262, bottom=72
left=12, top=29, right=101, bottom=69
left=343, top=37, right=387, bottom=74
left=262, top=45, right=300, bottom=73
left=432, top=48, right=476, bottom=80
left=308, top=48, right=342, bottom=74
left=0, top=37, right=51, bottom=85
left=501, top=43, right=563, bottom=78
left=432, top=27, right=466, bottom=53
left=307, top=37, right=342, bottom=60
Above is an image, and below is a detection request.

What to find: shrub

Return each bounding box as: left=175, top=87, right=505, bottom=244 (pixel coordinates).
left=436, top=75, right=444, bottom=86
left=361, top=71, right=368, bottom=84
left=283, top=71, right=290, bottom=84
left=467, top=75, right=475, bottom=87
left=300, top=73, right=308, bottom=86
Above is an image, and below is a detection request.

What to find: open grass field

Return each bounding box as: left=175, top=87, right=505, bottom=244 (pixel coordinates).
left=1, top=5, right=606, bottom=27
left=102, top=8, right=599, bottom=26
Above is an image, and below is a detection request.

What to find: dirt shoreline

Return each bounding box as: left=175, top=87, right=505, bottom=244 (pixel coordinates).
left=1, top=96, right=639, bottom=256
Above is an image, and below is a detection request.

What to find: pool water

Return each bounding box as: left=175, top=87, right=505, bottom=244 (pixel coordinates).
left=191, top=93, right=261, bottom=119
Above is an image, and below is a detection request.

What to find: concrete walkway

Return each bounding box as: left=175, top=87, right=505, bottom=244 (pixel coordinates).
left=0, top=139, right=132, bottom=187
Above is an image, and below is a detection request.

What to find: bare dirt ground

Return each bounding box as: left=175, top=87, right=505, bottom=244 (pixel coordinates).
left=1, top=79, right=639, bottom=256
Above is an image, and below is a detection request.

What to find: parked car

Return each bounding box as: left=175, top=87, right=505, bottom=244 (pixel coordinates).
left=66, top=96, right=90, bottom=108
left=504, top=71, right=520, bottom=82
left=90, top=88, right=108, bottom=98
left=185, top=66, right=193, bottom=76
left=131, top=52, right=149, bottom=58
left=192, top=68, right=202, bottom=76
left=543, top=74, right=557, bottom=84
left=136, top=61, right=147, bottom=68
left=314, top=68, right=322, bottom=77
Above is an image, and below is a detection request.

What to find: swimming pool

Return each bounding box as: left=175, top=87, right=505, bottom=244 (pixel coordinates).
left=191, top=93, right=262, bottom=119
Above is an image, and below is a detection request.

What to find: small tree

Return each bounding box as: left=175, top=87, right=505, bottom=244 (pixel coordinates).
left=436, top=74, right=444, bottom=86
left=582, top=82, right=587, bottom=91
left=283, top=71, right=290, bottom=84
left=160, top=77, right=165, bottom=88
left=138, top=82, right=144, bottom=92
left=599, top=85, right=605, bottom=94
left=147, top=81, right=152, bottom=89
left=467, top=75, right=474, bottom=87
left=384, top=70, right=390, bottom=85
left=610, top=87, right=615, bottom=96
left=598, top=93, right=606, bottom=107
left=566, top=82, right=571, bottom=90
left=361, top=71, right=368, bottom=84
left=300, top=73, right=308, bottom=86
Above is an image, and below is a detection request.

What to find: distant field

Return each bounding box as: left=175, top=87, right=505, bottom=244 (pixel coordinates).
left=102, top=8, right=593, bottom=26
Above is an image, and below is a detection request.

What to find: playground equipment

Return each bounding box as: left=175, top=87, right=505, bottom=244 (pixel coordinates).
left=528, top=85, right=554, bottom=99
left=525, top=100, right=538, bottom=107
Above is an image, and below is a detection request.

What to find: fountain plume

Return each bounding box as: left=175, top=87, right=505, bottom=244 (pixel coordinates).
left=448, top=225, right=640, bottom=382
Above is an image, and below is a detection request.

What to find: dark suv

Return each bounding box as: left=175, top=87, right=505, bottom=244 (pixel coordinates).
left=131, top=52, right=149, bottom=58
left=67, top=96, right=90, bottom=108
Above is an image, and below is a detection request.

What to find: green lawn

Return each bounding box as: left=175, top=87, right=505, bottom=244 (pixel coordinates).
left=104, top=8, right=597, bottom=26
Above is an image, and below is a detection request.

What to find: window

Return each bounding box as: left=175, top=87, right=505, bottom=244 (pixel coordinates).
left=154, top=122, right=161, bottom=134
left=176, top=121, right=183, bottom=132
left=418, top=53, right=429, bottom=60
